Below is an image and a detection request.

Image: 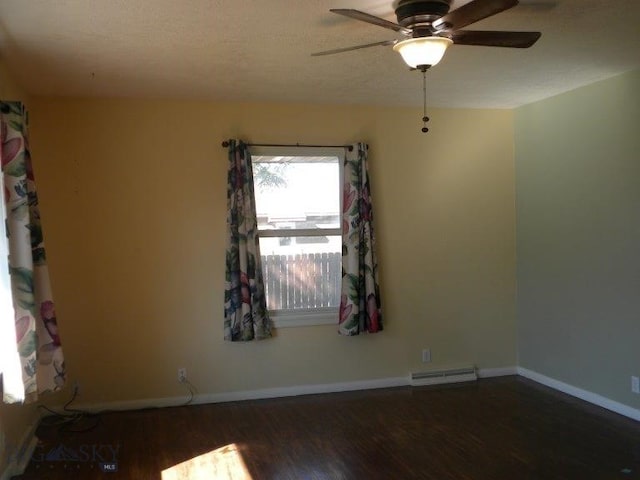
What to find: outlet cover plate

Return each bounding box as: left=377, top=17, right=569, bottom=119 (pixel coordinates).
left=422, top=349, right=431, bottom=363
left=632, top=376, right=639, bottom=394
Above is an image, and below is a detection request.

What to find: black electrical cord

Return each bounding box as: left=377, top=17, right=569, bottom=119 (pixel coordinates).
left=38, top=386, right=100, bottom=432
left=38, top=379, right=199, bottom=433
left=179, top=379, right=198, bottom=407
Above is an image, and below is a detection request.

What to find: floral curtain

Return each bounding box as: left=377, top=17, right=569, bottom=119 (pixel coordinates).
left=0, top=101, right=65, bottom=403
left=339, top=143, right=382, bottom=335
left=223, top=140, right=271, bottom=341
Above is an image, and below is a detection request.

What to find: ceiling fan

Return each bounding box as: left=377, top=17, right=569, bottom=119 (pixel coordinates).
left=313, top=0, right=541, bottom=132
left=313, top=0, right=541, bottom=69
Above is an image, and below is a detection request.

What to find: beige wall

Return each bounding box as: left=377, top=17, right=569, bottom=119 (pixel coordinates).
left=0, top=59, right=40, bottom=476
left=515, top=70, right=640, bottom=408
left=26, top=97, right=516, bottom=405
left=0, top=61, right=25, bottom=100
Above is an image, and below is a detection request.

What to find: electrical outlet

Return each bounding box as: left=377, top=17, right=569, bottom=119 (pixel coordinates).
left=632, top=376, right=639, bottom=394
left=178, top=368, right=187, bottom=383
left=73, top=380, right=81, bottom=396
left=422, top=349, right=431, bottom=363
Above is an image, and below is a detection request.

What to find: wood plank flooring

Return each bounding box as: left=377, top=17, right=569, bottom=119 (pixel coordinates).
left=13, top=376, right=640, bottom=479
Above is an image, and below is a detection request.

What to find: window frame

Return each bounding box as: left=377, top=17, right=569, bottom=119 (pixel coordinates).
left=250, top=146, right=345, bottom=328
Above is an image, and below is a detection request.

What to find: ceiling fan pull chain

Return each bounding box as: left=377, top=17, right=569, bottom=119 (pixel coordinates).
left=422, top=68, right=429, bottom=133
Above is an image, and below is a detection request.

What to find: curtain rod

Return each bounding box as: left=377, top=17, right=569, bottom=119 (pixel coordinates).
left=221, top=141, right=353, bottom=152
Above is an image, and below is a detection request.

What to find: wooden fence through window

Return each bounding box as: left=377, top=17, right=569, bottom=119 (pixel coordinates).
left=261, top=252, right=341, bottom=309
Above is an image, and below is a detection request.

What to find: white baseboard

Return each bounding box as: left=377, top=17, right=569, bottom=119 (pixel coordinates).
left=518, top=367, right=640, bottom=422
left=72, top=376, right=410, bottom=413
left=0, top=416, right=40, bottom=480
left=411, top=373, right=477, bottom=386
left=69, top=368, right=521, bottom=413
left=62, top=365, right=640, bottom=427
left=477, top=366, right=518, bottom=378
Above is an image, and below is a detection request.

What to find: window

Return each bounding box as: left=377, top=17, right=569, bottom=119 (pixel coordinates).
left=251, top=147, right=344, bottom=327
left=0, top=167, right=22, bottom=401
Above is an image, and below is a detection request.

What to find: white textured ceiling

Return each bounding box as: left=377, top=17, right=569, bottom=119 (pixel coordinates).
left=0, top=0, right=638, bottom=108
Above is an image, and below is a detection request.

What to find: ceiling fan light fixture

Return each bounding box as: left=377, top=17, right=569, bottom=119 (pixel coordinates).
left=393, top=36, right=453, bottom=69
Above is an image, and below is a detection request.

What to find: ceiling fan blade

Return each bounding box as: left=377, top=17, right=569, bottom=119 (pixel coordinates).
left=432, top=0, right=518, bottom=32
left=451, top=30, right=541, bottom=48
left=330, top=9, right=411, bottom=35
left=311, top=40, right=397, bottom=57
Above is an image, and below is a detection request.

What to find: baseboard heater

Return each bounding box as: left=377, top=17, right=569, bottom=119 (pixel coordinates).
left=410, top=366, right=477, bottom=386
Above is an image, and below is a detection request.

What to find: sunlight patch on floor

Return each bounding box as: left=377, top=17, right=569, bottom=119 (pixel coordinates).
left=161, top=443, right=253, bottom=480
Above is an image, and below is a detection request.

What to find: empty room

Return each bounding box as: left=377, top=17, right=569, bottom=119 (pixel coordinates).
left=0, top=0, right=639, bottom=479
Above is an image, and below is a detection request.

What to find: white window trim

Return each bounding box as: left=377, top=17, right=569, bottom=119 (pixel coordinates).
left=251, top=146, right=345, bottom=327
left=259, top=228, right=340, bottom=238
left=270, top=308, right=339, bottom=328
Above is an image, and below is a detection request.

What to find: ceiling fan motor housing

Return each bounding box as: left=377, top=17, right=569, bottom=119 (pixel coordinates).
left=395, top=0, right=451, bottom=32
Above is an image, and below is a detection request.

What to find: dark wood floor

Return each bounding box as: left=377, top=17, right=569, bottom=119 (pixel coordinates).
left=13, top=376, right=640, bottom=479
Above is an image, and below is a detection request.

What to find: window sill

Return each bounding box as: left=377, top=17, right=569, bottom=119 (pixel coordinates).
left=270, top=309, right=338, bottom=328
